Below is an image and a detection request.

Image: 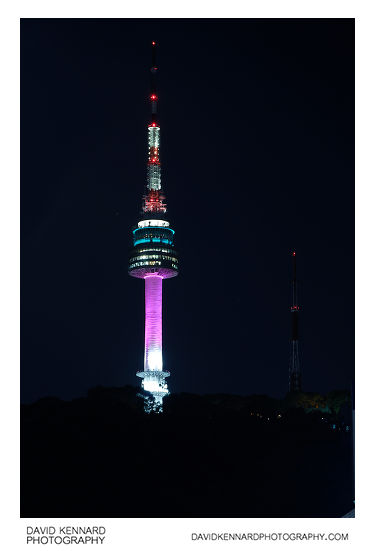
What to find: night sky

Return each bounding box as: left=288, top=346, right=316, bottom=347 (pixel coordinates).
left=21, top=19, right=354, bottom=403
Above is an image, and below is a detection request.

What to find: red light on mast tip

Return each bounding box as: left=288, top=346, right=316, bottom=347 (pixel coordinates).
left=292, top=251, right=296, bottom=256
left=152, top=41, right=156, bottom=46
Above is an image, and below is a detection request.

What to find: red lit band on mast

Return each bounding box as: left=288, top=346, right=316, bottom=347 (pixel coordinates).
left=144, top=41, right=166, bottom=214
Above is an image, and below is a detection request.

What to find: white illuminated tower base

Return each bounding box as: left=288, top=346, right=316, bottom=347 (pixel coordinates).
left=136, top=275, right=170, bottom=406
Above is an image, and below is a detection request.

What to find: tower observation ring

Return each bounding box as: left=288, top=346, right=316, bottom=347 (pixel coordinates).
left=129, top=222, right=178, bottom=279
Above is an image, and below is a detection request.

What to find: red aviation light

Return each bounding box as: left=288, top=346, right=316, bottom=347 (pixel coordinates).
left=292, top=251, right=296, bottom=256
left=148, top=122, right=159, bottom=128
left=150, top=94, right=158, bottom=101
left=152, top=41, right=156, bottom=46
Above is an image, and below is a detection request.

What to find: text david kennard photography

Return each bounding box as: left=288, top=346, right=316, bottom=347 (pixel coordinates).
left=26, top=526, right=106, bottom=545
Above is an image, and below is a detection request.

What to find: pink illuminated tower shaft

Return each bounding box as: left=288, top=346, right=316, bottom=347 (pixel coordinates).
left=144, top=275, right=163, bottom=372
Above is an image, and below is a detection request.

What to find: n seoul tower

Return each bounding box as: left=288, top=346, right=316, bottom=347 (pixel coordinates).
left=128, top=42, right=178, bottom=409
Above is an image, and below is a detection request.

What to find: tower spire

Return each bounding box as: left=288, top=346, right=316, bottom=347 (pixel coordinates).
left=150, top=41, right=158, bottom=123
left=289, top=250, right=302, bottom=392
left=144, top=41, right=165, bottom=213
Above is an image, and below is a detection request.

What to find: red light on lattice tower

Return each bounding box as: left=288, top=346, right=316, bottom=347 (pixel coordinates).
left=292, top=251, right=296, bottom=257
left=152, top=41, right=156, bottom=46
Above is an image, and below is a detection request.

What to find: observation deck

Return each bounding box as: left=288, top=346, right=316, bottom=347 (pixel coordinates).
left=128, top=218, right=178, bottom=279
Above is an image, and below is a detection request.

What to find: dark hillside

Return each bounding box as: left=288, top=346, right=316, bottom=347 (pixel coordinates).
left=21, top=386, right=353, bottom=517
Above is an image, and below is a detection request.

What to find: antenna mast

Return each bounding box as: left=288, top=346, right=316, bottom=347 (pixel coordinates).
left=289, top=251, right=302, bottom=392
